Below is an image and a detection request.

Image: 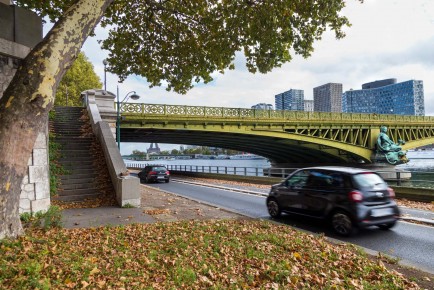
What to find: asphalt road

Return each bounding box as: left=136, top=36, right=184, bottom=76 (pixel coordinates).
left=148, top=180, right=434, bottom=274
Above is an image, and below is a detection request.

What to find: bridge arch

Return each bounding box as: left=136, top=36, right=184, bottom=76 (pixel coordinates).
left=118, top=103, right=434, bottom=165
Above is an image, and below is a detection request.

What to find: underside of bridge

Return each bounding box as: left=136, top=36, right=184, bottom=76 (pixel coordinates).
left=117, top=103, right=434, bottom=167
left=120, top=128, right=368, bottom=165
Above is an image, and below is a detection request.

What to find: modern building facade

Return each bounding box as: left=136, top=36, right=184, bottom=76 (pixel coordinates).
left=304, top=100, right=314, bottom=112
left=251, top=103, right=273, bottom=110
left=313, top=83, right=343, bottom=112
left=275, top=89, right=304, bottom=111
left=342, top=79, right=425, bottom=116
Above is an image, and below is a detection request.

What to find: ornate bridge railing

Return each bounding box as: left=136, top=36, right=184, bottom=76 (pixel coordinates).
left=119, top=103, right=434, bottom=123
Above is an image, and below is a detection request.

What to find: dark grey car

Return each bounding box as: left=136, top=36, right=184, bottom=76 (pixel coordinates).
left=138, top=165, right=170, bottom=183
left=266, top=166, right=400, bottom=236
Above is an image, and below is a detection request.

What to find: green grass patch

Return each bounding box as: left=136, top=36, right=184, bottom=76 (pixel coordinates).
left=0, top=220, right=420, bottom=289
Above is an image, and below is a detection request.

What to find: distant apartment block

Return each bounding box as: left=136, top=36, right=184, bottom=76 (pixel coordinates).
left=342, top=79, right=425, bottom=116
left=275, top=89, right=304, bottom=111
left=313, top=83, right=343, bottom=112
left=251, top=103, right=273, bottom=110
left=304, top=100, right=314, bottom=112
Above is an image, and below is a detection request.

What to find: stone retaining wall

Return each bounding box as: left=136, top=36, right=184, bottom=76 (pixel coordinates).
left=0, top=2, right=47, bottom=214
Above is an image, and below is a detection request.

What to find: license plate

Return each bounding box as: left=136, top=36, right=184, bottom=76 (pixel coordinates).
left=157, top=176, right=165, bottom=179
left=371, top=208, right=393, bottom=217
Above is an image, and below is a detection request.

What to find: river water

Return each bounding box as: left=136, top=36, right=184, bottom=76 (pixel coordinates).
left=125, top=157, right=434, bottom=187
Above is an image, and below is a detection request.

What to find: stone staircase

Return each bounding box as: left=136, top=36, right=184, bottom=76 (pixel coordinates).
left=50, top=106, right=115, bottom=204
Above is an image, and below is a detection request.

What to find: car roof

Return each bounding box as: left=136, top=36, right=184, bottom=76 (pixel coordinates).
left=300, top=166, right=376, bottom=175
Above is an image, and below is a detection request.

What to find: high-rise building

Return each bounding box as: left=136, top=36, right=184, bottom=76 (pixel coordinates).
left=304, top=100, right=314, bottom=112
left=251, top=103, right=273, bottom=110
left=342, top=79, right=424, bottom=116
left=275, top=89, right=304, bottom=111
left=313, top=83, right=343, bottom=112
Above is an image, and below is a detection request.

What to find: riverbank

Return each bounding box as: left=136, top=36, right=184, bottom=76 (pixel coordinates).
left=2, top=183, right=431, bottom=289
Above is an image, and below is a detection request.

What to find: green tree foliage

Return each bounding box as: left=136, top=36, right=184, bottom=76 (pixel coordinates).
left=55, top=52, right=102, bottom=107
left=132, top=149, right=147, bottom=159
left=16, top=0, right=362, bottom=94
left=1, top=0, right=362, bottom=239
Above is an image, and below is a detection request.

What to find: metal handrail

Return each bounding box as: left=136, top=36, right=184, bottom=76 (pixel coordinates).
left=125, top=162, right=434, bottom=188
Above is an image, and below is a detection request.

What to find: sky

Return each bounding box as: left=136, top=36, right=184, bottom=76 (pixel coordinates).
left=76, top=0, right=434, bottom=155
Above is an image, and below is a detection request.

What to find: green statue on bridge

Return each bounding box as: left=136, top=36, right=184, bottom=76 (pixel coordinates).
left=376, top=126, right=409, bottom=165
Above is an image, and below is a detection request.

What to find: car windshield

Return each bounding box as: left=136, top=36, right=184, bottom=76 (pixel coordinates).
left=352, top=173, right=386, bottom=188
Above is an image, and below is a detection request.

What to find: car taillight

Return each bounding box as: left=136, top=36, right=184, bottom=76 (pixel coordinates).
left=149, top=171, right=157, bottom=175
left=349, top=190, right=363, bottom=202
left=387, top=187, right=395, bottom=199
left=166, top=171, right=170, bottom=175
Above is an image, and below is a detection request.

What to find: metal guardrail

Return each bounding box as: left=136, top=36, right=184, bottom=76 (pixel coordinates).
left=119, top=103, right=434, bottom=123
left=126, top=162, right=434, bottom=189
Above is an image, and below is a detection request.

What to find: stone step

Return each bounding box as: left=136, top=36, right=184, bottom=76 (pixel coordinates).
left=56, top=187, right=107, bottom=196
left=59, top=173, right=98, bottom=180
left=53, top=107, right=84, bottom=112
left=52, top=192, right=105, bottom=202
left=58, top=156, right=93, bottom=162
left=59, top=182, right=97, bottom=190
left=52, top=125, right=85, bottom=130
left=58, top=144, right=92, bottom=150
left=56, top=141, right=93, bottom=146
left=60, top=168, right=95, bottom=175
left=58, top=177, right=96, bottom=185
left=60, top=164, right=95, bottom=171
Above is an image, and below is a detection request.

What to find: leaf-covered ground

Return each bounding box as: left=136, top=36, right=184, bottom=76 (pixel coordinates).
left=0, top=220, right=420, bottom=289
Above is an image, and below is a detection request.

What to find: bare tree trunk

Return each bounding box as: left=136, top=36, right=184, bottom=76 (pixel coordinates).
left=0, top=0, right=113, bottom=239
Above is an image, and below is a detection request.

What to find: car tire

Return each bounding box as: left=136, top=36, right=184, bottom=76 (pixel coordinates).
left=377, top=222, right=396, bottom=230
left=165, top=179, right=170, bottom=183
left=145, top=176, right=150, bottom=183
left=267, top=199, right=281, bottom=218
left=331, top=211, right=354, bottom=236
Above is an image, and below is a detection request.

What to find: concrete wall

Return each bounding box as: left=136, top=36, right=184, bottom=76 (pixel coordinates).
left=82, top=89, right=141, bottom=207
left=0, top=2, right=48, bottom=214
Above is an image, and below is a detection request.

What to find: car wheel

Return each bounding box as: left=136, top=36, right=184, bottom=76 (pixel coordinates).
left=145, top=176, right=150, bottom=183
left=331, top=211, right=353, bottom=236
left=165, top=179, right=170, bottom=183
left=267, top=199, right=281, bottom=218
left=377, top=222, right=396, bottom=230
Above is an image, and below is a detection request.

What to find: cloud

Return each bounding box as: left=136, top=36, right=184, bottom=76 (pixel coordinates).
left=76, top=0, right=434, bottom=152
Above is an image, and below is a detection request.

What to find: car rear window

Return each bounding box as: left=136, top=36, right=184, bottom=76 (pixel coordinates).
left=352, top=173, right=386, bottom=188
left=152, top=166, right=167, bottom=171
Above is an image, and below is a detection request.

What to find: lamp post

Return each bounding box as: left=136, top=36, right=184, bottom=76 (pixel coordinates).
left=103, top=59, right=108, bottom=91
left=116, top=86, right=140, bottom=150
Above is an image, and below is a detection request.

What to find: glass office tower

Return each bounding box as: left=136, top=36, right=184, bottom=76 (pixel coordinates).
left=343, top=79, right=425, bottom=116
left=275, top=89, right=304, bottom=111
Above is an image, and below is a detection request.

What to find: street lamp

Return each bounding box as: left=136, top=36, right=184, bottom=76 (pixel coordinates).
left=103, top=59, right=108, bottom=91
left=116, top=86, right=140, bottom=149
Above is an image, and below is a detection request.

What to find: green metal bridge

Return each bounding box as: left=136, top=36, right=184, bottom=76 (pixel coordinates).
left=118, top=103, right=434, bottom=165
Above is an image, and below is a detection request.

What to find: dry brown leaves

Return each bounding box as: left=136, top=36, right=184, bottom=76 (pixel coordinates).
left=1, top=220, right=423, bottom=289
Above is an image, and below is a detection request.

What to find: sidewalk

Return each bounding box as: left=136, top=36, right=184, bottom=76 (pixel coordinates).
left=61, top=184, right=245, bottom=229
left=61, top=178, right=434, bottom=229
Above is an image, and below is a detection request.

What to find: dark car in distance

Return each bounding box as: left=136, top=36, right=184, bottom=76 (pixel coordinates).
left=266, top=166, right=400, bottom=236
left=138, top=165, right=170, bottom=183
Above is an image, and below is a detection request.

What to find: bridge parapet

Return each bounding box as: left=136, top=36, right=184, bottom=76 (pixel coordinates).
left=120, top=103, right=434, bottom=124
